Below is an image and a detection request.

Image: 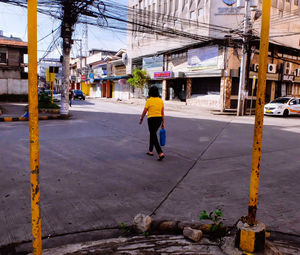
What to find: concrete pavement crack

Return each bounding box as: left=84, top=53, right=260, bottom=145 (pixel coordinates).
left=150, top=119, right=233, bottom=217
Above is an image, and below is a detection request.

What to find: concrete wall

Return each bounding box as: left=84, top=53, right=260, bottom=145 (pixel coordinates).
left=0, top=70, right=21, bottom=79
left=187, top=94, right=221, bottom=109
left=0, top=79, right=28, bottom=95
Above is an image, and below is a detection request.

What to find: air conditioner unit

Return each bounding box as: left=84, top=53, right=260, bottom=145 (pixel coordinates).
left=284, top=62, right=292, bottom=75
left=253, top=64, right=259, bottom=72
left=296, top=68, right=300, bottom=77
left=267, top=64, right=276, bottom=73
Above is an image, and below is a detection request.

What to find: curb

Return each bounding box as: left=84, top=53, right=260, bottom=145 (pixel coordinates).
left=0, top=115, right=64, bottom=122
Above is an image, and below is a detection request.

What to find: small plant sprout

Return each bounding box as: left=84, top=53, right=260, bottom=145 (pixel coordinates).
left=120, top=222, right=131, bottom=236
left=200, top=209, right=225, bottom=238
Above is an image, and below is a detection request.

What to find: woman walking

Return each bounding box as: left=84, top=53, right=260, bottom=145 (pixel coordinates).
left=139, top=86, right=165, bottom=160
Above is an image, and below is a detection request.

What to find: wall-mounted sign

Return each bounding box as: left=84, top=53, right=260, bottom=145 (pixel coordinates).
left=282, top=74, right=294, bottom=82
left=114, top=66, right=126, bottom=76
left=81, top=74, right=86, bottom=81
left=70, top=75, right=76, bottom=81
left=154, top=71, right=172, bottom=79
left=143, top=55, right=164, bottom=70
left=88, top=73, right=94, bottom=79
left=188, top=46, right=219, bottom=70
left=216, top=7, right=241, bottom=15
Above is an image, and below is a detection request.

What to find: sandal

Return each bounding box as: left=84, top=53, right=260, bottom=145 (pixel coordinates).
left=158, top=154, right=165, bottom=161
left=146, top=152, right=154, bottom=156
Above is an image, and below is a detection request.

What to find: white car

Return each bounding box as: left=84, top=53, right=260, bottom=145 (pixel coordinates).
left=44, top=90, right=61, bottom=102
left=52, top=92, right=61, bottom=102
left=264, top=97, right=300, bottom=117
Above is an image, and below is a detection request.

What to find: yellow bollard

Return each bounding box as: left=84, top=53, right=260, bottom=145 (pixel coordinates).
left=236, top=0, right=271, bottom=252
left=28, top=0, right=42, bottom=254
left=248, top=0, right=271, bottom=226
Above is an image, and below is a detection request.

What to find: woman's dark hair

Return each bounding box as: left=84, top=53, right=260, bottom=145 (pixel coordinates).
left=148, top=86, right=159, bottom=97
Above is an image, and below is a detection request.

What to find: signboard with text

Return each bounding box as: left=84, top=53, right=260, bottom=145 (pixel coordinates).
left=188, top=46, right=219, bottom=70
left=154, top=71, right=172, bottom=79
left=282, top=74, right=294, bottom=82
left=143, top=55, right=163, bottom=70
left=81, top=75, right=86, bottom=81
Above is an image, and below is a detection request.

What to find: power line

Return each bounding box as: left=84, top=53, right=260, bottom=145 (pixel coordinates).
left=37, top=26, right=60, bottom=43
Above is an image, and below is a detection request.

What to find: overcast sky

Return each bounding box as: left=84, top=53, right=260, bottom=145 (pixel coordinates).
left=0, top=1, right=128, bottom=59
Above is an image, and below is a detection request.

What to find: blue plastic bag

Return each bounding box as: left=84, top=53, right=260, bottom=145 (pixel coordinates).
left=160, top=128, right=166, bottom=146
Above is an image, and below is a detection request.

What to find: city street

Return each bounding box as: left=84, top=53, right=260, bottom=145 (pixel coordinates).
left=1, top=99, right=300, bottom=249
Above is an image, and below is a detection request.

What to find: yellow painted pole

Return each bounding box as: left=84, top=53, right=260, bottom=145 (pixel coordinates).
left=247, top=0, right=271, bottom=225
left=51, top=81, right=53, bottom=104
left=28, top=0, right=42, bottom=254
left=249, top=76, right=256, bottom=116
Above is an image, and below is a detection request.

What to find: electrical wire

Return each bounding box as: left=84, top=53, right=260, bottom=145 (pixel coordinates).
left=38, top=26, right=60, bottom=42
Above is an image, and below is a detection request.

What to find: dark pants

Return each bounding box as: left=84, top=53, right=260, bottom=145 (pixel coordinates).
left=147, top=117, right=163, bottom=154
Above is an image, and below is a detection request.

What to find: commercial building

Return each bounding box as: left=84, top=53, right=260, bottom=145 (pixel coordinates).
left=127, top=0, right=300, bottom=110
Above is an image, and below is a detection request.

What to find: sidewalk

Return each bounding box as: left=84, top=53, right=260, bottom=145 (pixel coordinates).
left=26, top=231, right=300, bottom=255
left=0, top=102, right=61, bottom=121
left=97, top=97, right=223, bottom=116
left=0, top=102, right=27, bottom=117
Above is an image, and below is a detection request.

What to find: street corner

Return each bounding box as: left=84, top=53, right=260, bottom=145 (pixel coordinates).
left=0, top=114, right=65, bottom=122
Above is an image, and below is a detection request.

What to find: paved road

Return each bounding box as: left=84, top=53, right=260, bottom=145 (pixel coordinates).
left=1, top=99, right=300, bottom=249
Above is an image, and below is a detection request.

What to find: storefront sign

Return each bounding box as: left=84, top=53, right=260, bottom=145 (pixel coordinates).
left=154, top=71, right=172, bottom=79
left=282, top=74, right=294, bottom=82
left=188, top=46, right=219, bottom=70
left=81, top=74, right=86, bottom=81
left=70, top=75, right=76, bottom=81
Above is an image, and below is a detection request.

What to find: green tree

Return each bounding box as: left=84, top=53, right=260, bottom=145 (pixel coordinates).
left=128, top=68, right=150, bottom=89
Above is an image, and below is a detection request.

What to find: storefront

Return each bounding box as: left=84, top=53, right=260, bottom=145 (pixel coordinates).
left=151, top=71, right=186, bottom=101
left=95, top=75, right=130, bottom=99
left=142, top=55, right=164, bottom=97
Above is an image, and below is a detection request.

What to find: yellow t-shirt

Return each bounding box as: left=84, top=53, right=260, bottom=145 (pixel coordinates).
left=145, top=97, right=164, bottom=118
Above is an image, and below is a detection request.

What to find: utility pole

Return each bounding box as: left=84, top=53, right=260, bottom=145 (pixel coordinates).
left=237, top=0, right=251, bottom=116
left=73, top=39, right=83, bottom=89
left=60, top=1, right=78, bottom=117
left=79, top=39, right=83, bottom=90
left=83, top=20, right=88, bottom=57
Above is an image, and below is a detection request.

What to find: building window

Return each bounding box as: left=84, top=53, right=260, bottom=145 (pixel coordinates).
left=295, top=0, right=299, bottom=5
left=0, top=51, right=7, bottom=64
left=190, top=10, right=196, bottom=20
left=198, top=8, right=204, bottom=17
